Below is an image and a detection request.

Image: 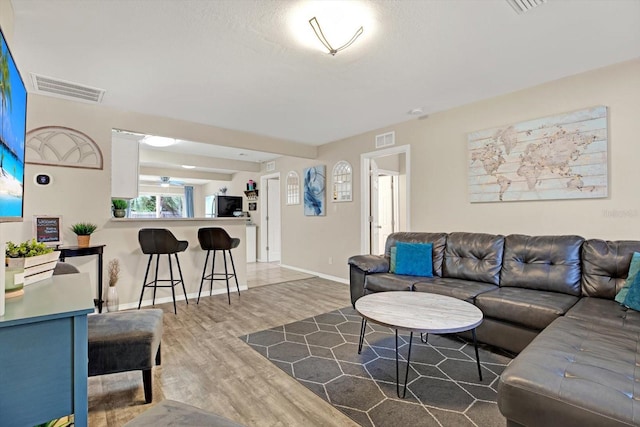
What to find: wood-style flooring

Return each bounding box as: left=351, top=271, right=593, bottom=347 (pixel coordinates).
left=88, top=268, right=359, bottom=427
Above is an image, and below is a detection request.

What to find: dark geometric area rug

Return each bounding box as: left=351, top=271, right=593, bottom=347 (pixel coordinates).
left=241, top=307, right=513, bottom=427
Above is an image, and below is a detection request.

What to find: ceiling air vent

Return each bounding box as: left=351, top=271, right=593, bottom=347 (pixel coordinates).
left=265, top=161, right=276, bottom=172
left=30, top=73, right=105, bottom=103
left=506, top=0, right=547, bottom=14
left=375, top=131, right=395, bottom=149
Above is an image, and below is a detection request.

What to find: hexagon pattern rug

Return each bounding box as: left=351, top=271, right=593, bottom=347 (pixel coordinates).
left=242, top=307, right=513, bottom=427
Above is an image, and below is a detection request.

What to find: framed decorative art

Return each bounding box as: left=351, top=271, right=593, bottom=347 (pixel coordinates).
left=303, top=165, right=325, bottom=216
left=468, top=106, right=608, bottom=202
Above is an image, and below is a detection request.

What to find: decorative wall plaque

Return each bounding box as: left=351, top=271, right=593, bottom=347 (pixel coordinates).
left=26, top=126, right=103, bottom=169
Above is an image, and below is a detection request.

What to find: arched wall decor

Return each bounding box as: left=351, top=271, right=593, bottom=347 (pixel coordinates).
left=286, top=170, right=300, bottom=205
left=25, top=126, right=103, bottom=170
left=332, top=160, right=352, bottom=202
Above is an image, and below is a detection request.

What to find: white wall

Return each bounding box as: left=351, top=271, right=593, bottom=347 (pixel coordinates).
left=271, top=59, right=640, bottom=280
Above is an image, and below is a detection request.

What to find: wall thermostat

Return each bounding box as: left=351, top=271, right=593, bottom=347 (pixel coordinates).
left=34, top=173, right=52, bottom=186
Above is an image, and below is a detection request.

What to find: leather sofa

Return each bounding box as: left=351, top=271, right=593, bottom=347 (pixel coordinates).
left=348, top=232, right=640, bottom=426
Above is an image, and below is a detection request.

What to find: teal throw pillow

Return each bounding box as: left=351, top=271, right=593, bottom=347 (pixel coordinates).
left=623, top=269, right=640, bottom=311
left=395, top=242, right=433, bottom=277
left=616, top=252, right=640, bottom=304
left=389, top=246, right=397, bottom=273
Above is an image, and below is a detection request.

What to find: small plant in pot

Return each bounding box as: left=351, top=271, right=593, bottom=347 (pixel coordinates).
left=70, top=222, right=97, bottom=248
left=112, top=199, right=128, bottom=218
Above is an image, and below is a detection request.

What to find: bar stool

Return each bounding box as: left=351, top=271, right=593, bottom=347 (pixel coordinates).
left=138, top=228, right=189, bottom=314
left=197, top=227, right=240, bottom=304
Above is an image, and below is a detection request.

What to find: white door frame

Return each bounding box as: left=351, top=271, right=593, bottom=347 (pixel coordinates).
left=360, top=145, right=411, bottom=254
left=259, top=172, right=281, bottom=262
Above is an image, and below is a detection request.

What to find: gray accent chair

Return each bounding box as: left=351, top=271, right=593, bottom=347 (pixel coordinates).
left=88, top=309, right=163, bottom=404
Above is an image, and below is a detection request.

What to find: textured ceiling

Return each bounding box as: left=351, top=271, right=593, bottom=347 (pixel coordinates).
left=10, top=0, right=640, bottom=150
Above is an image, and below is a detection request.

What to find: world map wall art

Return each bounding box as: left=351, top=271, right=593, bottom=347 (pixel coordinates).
left=468, top=106, right=608, bottom=203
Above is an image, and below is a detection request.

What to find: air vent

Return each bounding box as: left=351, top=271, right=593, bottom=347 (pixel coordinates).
left=31, top=73, right=105, bottom=103
left=506, top=0, right=546, bottom=14
left=265, top=161, right=276, bottom=172
left=375, top=131, right=395, bottom=149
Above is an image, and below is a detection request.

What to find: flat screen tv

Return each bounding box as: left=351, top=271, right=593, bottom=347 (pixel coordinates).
left=0, top=26, right=27, bottom=222
left=215, top=195, right=243, bottom=217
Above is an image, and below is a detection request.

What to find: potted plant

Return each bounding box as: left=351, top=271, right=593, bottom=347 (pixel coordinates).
left=106, top=258, right=120, bottom=312
left=5, top=239, right=60, bottom=293
left=70, top=222, right=97, bottom=248
left=112, top=199, right=128, bottom=218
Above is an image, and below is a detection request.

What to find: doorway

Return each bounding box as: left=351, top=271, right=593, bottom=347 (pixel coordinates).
left=259, top=173, right=281, bottom=262
left=361, top=145, right=410, bottom=255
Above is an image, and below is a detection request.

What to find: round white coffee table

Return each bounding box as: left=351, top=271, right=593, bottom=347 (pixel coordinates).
left=355, top=291, right=484, bottom=398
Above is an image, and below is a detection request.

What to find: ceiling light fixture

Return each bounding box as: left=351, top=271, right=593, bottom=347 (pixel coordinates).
left=506, top=0, right=547, bottom=14
left=181, top=165, right=195, bottom=169
left=141, top=136, right=178, bottom=147
left=309, top=16, right=363, bottom=56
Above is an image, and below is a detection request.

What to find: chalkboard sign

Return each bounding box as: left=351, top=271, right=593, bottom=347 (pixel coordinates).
left=33, top=215, right=63, bottom=246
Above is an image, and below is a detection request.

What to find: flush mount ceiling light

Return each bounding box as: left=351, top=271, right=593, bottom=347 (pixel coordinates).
left=181, top=165, right=195, bottom=169
left=309, top=16, right=363, bottom=56
left=141, top=135, right=178, bottom=147
left=506, top=0, right=547, bottom=14
left=289, top=1, right=373, bottom=54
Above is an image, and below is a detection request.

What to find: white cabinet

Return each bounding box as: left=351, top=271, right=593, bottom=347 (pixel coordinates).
left=111, top=138, right=139, bottom=199
left=246, top=225, right=257, bottom=263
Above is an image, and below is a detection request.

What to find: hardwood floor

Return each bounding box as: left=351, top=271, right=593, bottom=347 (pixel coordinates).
left=88, top=274, right=359, bottom=427
left=247, top=262, right=315, bottom=288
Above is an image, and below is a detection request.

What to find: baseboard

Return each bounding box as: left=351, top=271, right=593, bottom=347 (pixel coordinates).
left=120, top=285, right=250, bottom=311
left=279, top=264, right=348, bottom=285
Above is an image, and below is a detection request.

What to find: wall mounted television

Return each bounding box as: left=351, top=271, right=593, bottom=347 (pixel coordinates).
left=0, top=26, right=27, bottom=222
left=215, top=195, right=243, bottom=217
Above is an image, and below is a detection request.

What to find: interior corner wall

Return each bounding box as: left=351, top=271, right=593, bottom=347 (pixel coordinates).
left=0, top=0, right=14, bottom=40
left=273, top=59, right=640, bottom=281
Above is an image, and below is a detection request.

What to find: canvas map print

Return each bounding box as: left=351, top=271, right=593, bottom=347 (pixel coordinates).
left=468, top=106, right=608, bottom=202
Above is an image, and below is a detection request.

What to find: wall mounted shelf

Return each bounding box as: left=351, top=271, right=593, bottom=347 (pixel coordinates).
left=244, top=190, right=259, bottom=200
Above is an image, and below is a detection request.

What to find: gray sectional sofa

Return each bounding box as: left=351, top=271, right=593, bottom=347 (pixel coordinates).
left=348, top=232, right=640, bottom=426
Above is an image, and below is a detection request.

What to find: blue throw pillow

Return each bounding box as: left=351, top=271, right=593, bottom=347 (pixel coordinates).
left=616, top=252, right=640, bottom=304
left=395, top=242, right=433, bottom=277
left=623, top=269, right=640, bottom=311
left=389, top=246, right=397, bottom=273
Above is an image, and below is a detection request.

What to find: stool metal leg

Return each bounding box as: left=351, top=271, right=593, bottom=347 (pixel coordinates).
left=152, top=254, right=160, bottom=306
left=168, top=254, right=177, bottom=315
left=197, top=250, right=210, bottom=304
left=223, top=250, right=231, bottom=304
left=138, top=254, right=153, bottom=309
left=228, top=249, right=240, bottom=297
left=174, top=253, right=188, bottom=304
left=210, top=250, right=217, bottom=296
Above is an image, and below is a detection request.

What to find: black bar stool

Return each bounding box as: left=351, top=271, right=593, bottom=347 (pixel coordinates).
left=197, top=227, right=241, bottom=304
left=138, top=228, right=189, bottom=314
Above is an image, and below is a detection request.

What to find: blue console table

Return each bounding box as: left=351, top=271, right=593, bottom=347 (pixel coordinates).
left=0, top=273, right=94, bottom=427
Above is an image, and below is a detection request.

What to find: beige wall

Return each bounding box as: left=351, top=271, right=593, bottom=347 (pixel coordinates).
left=273, top=59, right=640, bottom=281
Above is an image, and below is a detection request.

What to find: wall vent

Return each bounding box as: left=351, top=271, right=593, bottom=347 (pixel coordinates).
left=31, top=73, right=105, bottom=103
left=375, top=131, right=395, bottom=149
left=265, top=161, right=276, bottom=172
left=506, top=0, right=546, bottom=14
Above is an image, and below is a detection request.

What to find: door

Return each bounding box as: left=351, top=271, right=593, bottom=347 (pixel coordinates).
left=266, top=177, right=281, bottom=262
left=376, top=173, right=399, bottom=253
left=360, top=145, right=410, bottom=255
